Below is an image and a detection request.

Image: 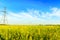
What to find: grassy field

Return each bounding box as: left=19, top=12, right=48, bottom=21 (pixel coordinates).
left=0, top=25, right=60, bottom=40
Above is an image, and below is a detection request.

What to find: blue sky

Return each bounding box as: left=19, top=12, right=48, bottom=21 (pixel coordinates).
left=0, top=0, right=60, bottom=24
left=1, top=0, right=60, bottom=12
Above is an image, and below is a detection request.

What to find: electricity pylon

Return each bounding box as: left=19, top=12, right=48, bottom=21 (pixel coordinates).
left=0, top=7, right=8, bottom=24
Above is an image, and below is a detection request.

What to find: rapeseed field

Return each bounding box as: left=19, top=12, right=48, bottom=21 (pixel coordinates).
left=0, top=25, right=60, bottom=40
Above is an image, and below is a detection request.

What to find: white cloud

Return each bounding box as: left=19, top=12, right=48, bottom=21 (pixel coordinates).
left=40, top=7, right=60, bottom=18
left=6, top=10, right=45, bottom=25
left=47, top=7, right=60, bottom=17
left=52, top=8, right=60, bottom=16
left=0, top=7, right=60, bottom=25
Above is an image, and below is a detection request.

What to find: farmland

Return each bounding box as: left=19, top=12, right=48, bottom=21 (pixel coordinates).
left=0, top=25, right=60, bottom=40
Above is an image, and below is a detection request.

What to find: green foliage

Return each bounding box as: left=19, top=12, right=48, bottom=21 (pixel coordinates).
left=0, top=25, right=60, bottom=40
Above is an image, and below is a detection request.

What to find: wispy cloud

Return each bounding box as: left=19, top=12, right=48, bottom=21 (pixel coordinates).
left=7, top=10, right=44, bottom=25
left=0, top=7, right=60, bottom=24
left=50, top=7, right=60, bottom=17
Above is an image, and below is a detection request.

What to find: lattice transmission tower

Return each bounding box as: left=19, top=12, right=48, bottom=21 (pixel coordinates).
left=0, top=7, right=8, bottom=24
